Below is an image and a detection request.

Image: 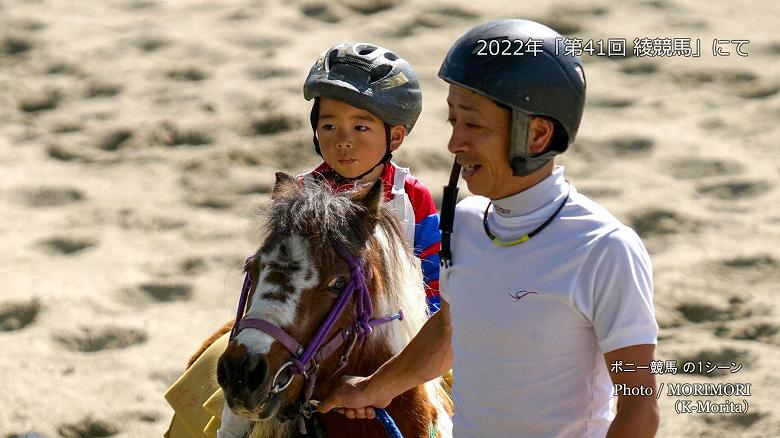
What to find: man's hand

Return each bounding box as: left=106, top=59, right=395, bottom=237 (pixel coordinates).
left=318, top=375, right=391, bottom=419
left=318, top=300, right=453, bottom=420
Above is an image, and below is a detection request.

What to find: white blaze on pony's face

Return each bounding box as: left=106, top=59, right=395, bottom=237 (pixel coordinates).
left=234, top=234, right=319, bottom=356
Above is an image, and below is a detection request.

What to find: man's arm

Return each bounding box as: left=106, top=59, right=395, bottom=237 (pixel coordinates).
left=318, top=299, right=453, bottom=419
left=605, top=344, right=660, bottom=438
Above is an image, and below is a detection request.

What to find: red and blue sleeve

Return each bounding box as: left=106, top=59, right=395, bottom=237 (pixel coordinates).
left=404, top=175, right=442, bottom=314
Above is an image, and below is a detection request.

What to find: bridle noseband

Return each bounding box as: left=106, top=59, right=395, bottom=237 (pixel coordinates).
left=228, top=242, right=404, bottom=431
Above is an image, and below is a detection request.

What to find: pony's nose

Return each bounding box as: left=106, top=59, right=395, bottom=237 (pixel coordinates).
left=217, top=349, right=269, bottom=394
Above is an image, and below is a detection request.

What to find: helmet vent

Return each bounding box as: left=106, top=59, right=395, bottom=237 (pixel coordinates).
left=356, top=44, right=377, bottom=55
left=370, top=64, right=392, bottom=82
left=384, top=52, right=398, bottom=61
left=326, top=49, right=339, bottom=70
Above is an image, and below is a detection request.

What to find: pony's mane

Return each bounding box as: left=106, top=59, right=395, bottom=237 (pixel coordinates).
left=367, top=221, right=428, bottom=354
left=261, top=178, right=377, bottom=254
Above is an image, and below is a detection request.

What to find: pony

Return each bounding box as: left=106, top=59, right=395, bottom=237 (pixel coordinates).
left=188, top=172, right=452, bottom=438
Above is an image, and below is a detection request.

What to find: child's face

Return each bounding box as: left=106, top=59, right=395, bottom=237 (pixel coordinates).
left=316, top=98, right=397, bottom=179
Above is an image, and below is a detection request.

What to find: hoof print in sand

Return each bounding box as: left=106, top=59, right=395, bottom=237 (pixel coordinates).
left=589, top=96, right=633, bottom=108
left=47, top=61, right=80, bottom=75
left=123, top=0, right=160, bottom=11
left=676, top=302, right=731, bottom=324
left=57, top=417, right=118, bottom=438
left=336, top=0, right=400, bottom=14
left=50, top=119, right=83, bottom=133
left=153, top=121, right=212, bottom=147
left=697, top=180, right=768, bottom=200
left=722, top=254, right=776, bottom=270
left=125, top=410, right=161, bottom=423
left=133, top=34, right=169, bottom=52
left=666, top=157, right=744, bottom=180
left=393, top=6, right=478, bottom=36
left=16, top=89, right=61, bottom=113
left=236, top=181, right=274, bottom=195
left=248, top=114, right=302, bottom=136
left=605, top=136, right=654, bottom=156
left=179, top=257, right=207, bottom=274
left=629, top=208, right=698, bottom=238
left=17, top=187, right=84, bottom=207
left=2, top=35, right=33, bottom=56
left=246, top=66, right=295, bottom=81
left=718, top=254, right=778, bottom=285
left=56, top=326, right=147, bottom=352
left=0, top=299, right=41, bottom=331
left=47, top=144, right=90, bottom=162
left=165, top=66, right=208, bottom=82
left=301, top=2, right=344, bottom=23
left=85, top=81, right=122, bottom=99
left=139, top=282, right=193, bottom=302
left=38, top=236, right=97, bottom=255
left=97, top=129, right=133, bottom=151
left=186, top=195, right=234, bottom=210
left=672, top=68, right=757, bottom=87
left=715, top=321, right=779, bottom=344
left=735, top=82, right=780, bottom=99
left=619, top=61, right=658, bottom=75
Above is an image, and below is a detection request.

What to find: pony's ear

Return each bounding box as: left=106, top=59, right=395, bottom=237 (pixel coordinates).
left=272, top=172, right=297, bottom=200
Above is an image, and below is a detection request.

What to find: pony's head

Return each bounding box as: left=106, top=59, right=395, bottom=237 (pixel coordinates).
left=216, top=172, right=422, bottom=422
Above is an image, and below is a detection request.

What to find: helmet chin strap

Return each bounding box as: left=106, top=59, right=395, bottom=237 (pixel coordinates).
left=508, top=110, right=555, bottom=176
left=310, top=98, right=393, bottom=184
left=322, top=143, right=392, bottom=185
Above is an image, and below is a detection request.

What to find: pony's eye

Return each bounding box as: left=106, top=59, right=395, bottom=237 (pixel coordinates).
left=327, top=277, right=347, bottom=293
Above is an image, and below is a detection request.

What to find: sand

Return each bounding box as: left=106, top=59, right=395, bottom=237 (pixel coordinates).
left=1, top=0, right=779, bottom=436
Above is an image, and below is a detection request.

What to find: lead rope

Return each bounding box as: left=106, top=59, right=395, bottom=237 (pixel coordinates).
left=439, top=159, right=461, bottom=267
left=375, top=408, right=403, bottom=438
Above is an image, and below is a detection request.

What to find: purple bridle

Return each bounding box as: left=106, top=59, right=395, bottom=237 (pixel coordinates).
left=229, top=242, right=404, bottom=396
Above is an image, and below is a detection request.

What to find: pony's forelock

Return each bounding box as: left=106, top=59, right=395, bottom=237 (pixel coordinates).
left=261, top=178, right=374, bottom=254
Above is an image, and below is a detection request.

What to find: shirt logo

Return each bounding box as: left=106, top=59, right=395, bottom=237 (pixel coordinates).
left=508, top=290, right=539, bottom=301
left=494, top=205, right=511, bottom=215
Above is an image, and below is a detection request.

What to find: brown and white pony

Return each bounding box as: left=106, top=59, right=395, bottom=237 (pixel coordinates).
left=190, top=173, right=451, bottom=438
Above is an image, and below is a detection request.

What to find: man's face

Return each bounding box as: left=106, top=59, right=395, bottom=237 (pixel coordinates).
left=446, top=85, right=515, bottom=199
left=316, top=98, right=388, bottom=178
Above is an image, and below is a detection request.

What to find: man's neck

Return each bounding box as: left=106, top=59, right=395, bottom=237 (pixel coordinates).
left=490, top=159, right=555, bottom=201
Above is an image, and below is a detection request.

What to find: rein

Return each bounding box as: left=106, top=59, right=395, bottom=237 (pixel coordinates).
left=229, top=242, right=404, bottom=435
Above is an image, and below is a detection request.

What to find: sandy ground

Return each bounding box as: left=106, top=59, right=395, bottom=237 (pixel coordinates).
left=1, top=0, right=779, bottom=436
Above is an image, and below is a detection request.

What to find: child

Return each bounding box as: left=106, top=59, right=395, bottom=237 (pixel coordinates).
left=301, top=42, right=441, bottom=313
left=163, top=44, right=443, bottom=438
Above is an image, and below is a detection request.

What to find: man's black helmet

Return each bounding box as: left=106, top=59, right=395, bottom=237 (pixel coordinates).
left=438, top=19, right=586, bottom=176
left=304, top=43, right=422, bottom=134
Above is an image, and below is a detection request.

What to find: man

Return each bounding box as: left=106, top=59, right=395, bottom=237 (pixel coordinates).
left=319, top=19, right=660, bottom=437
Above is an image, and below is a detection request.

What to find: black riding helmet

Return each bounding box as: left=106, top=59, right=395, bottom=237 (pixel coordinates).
left=438, top=19, right=587, bottom=267
left=303, top=43, right=422, bottom=181
left=438, top=19, right=586, bottom=176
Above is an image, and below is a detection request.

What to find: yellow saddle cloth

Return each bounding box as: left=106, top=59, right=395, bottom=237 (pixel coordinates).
left=164, top=332, right=229, bottom=438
